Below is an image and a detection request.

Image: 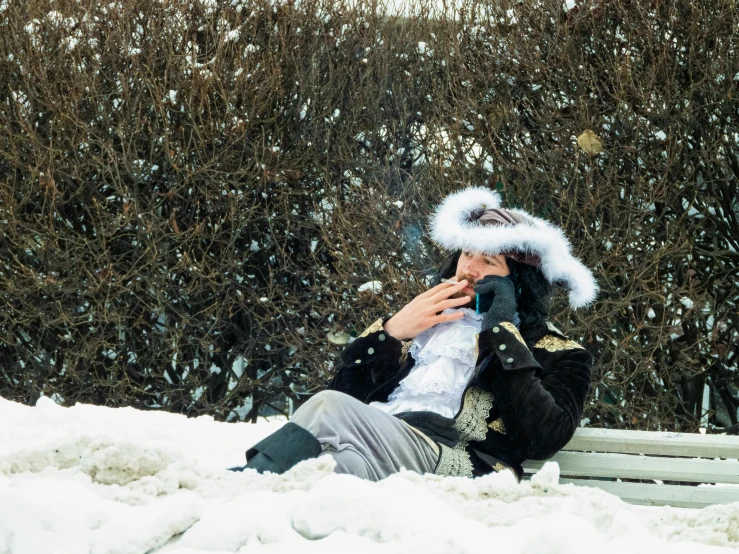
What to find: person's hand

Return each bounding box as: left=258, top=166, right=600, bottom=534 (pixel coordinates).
left=473, top=275, right=517, bottom=330
left=383, top=280, right=472, bottom=341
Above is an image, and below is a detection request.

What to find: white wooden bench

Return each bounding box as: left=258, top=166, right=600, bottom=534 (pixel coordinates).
left=521, top=428, right=739, bottom=508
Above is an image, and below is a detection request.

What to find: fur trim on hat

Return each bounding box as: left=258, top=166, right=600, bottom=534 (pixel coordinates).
left=429, top=187, right=598, bottom=309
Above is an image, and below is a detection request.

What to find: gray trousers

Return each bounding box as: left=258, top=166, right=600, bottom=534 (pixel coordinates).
left=290, top=390, right=440, bottom=481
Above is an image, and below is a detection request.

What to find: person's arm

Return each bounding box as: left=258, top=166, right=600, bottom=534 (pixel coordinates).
left=328, top=280, right=473, bottom=400
left=328, top=318, right=405, bottom=401
left=477, top=323, right=592, bottom=460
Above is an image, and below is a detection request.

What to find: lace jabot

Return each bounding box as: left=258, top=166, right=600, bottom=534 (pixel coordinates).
left=408, top=307, right=483, bottom=368
left=370, top=308, right=483, bottom=418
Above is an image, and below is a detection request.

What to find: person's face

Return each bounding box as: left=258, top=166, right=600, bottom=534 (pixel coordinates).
left=451, top=250, right=511, bottom=301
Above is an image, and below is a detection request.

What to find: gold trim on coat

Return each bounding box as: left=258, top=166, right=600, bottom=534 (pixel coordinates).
left=534, top=334, right=584, bottom=352
left=488, top=418, right=506, bottom=434
left=500, top=321, right=526, bottom=345
left=358, top=318, right=385, bottom=338
left=456, top=387, right=494, bottom=443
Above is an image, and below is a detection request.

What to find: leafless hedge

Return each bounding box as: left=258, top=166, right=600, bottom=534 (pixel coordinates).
left=1, top=0, right=737, bottom=430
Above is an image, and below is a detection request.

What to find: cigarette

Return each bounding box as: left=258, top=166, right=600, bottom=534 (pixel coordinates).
left=441, top=279, right=459, bottom=284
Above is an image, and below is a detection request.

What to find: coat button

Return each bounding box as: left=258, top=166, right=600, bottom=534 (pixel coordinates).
left=355, top=359, right=362, bottom=364
left=368, top=348, right=375, bottom=355
left=378, top=334, right=386, bottom=341
left=492, top=326, right=500, bottom=333
left=499, top=344, right=506, bottom=351
left=507, top=357, right=514, bottom=364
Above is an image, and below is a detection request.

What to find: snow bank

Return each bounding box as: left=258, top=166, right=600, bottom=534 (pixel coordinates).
left=1, top=396, right=737, bottom=554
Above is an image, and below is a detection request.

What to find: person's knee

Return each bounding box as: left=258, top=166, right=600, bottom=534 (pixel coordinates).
left=290, top=390, right=354, bottom=434
left=299, top=390, right=351, bottom=417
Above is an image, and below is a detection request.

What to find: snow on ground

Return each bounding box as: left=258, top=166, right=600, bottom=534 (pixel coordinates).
left=1, top=397, right=737, bottom=554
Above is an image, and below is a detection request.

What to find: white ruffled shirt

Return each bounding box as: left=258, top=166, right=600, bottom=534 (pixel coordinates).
left=369, top=308, right=483, bottom=419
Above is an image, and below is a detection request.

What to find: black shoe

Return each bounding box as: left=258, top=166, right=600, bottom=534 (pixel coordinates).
left=242, top=422, right=322, bottom=474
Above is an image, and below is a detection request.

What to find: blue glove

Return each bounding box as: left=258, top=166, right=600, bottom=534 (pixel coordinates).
left=473, top=275, right=517, bottom=330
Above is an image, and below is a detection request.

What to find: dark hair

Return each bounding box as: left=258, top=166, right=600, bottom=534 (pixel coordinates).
left=435, top=250, right=552, bottom=343
left=505, top=257, right=552, bottom=342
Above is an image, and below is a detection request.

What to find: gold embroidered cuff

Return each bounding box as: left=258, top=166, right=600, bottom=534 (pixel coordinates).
left=435, top=443, right=474, bottom=478
left=358, top=318, right=385, bottom=338
left=400, top=340, right=413, bottom=363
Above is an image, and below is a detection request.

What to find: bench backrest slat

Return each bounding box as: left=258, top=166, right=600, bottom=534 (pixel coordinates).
left=523, top=429, right=739, bottom=507
left=562, top=428, right=739, bottom=459
left=523, top=451, right=739, bottom=484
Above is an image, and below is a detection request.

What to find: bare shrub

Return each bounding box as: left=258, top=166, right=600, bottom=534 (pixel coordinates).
left=0, top=0, right=736, bottom=429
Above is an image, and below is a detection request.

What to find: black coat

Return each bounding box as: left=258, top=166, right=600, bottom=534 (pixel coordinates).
left=328, top=317, right=593, bottom=480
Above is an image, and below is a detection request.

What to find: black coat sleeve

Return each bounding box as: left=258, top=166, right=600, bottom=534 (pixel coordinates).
left=327, top=318, right=405, bottom=402
left=477, top=324, right=592, bottom=460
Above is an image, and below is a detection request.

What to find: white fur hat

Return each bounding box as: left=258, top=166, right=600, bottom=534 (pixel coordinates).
left=429, top=186, right=598, bottom=309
